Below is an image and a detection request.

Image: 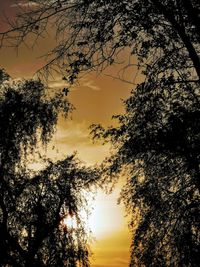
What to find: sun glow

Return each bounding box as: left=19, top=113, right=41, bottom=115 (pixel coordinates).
left=60, top=189, right=126, bottom=240
left=64, top=216, right=75, bottom=228
left=61, top=215, right=78, bottom=231
left=86, top=189, right=126, bottom=239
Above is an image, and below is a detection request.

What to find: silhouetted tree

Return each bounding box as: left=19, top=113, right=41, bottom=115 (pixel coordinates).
left=91, top=80, right=200, bottom=266
left=1, top=0, right=199, bottom=85
left=1, top=1, right=200, bottom=266
left=0, top=69, right=95, bottom=267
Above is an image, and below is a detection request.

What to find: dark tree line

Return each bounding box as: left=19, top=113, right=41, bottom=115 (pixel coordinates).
left=92, top=79, right=200, bottom=266
left=0, top=0, right=200, bottom=266
left=0, top=69, right=97, bottom=267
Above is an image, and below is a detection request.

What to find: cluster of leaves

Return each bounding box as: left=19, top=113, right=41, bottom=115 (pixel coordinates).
left=91, top=80, right=200, bottom=266
left=0, top=69, right=96, bottom=267
left=0, top=70, right=71, bottom=168
left=0, top=156, right=95, bottom=267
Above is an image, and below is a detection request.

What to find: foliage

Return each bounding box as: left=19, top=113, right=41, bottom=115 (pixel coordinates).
left=0, top=69, right=96, bottom=267
left=1, top=0, right=200, bottom=84
left=0, top=70, right=70, bottom=168
left=91, top=80, right=200, bottom=266
left=1, top=1, right=200, bottom=266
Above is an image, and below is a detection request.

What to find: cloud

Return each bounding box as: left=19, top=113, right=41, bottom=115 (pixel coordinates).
left=79, top=77, right=101, bottom=91
left=48, top=79, right=70, bottom=89
left=55, top=120, right=89, bottom=142
left=48, top=120, right=110, bottom=165
left=48, top=78, right=79, bottom=92
left=11, top=1, right=39, bottom=8
left=44, top=73, right=101, bottom=93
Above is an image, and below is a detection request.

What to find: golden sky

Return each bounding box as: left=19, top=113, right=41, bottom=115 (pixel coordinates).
left=0, top=2, right=133, bottom=266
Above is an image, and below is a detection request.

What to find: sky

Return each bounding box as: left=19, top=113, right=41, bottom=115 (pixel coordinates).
left=0, top=1, right=134, bottom=266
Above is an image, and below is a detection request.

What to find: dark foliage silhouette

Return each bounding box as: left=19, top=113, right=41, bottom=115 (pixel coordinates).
left=0, top=1, right=200, bottom=266
left=0, top=69, right=95, bottom=267
left=91, top=80, right=200, bottom=266
left=1, top=0, right=200, bottom=85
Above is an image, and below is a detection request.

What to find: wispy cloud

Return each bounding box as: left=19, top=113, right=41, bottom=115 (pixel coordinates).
left=55, top=120, right=89, bottom=142
left=48, top=79, right=70, bottom=89
left=47, top=76, right=101, bottom=92
left=48, top=78, right=79, bottom=91
left=48, top=120, right=110, bottom=165
left=11, top=1, right=39, bottom=8
left=80, top=77, right=101, bottom=91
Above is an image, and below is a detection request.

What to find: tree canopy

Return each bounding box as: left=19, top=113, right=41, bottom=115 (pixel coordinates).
left=0, top=69, right=96, bottom=267
left=0, top=1, right=200, bottom=266
left=1, top=0, right=200, bottom=85
left=91, top=78, right=200, bottom=266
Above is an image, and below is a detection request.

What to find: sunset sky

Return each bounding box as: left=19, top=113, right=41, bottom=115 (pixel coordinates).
left=0, top=1, right=134, bottom=266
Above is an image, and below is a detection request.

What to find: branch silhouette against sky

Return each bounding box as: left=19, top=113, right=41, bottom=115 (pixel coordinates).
left=0, top=1, right=199, bottom=266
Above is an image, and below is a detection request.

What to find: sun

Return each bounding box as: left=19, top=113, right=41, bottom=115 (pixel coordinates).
left=86, top=189, right=125, bottom=239
left=61, top=214, right=78, bottom=231
left=60, top=189, right=125, bottom=239
left=63, top=216, right=76, bottom=228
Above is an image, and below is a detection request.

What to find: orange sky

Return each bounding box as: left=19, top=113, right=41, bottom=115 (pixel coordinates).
left=0, top=2, right=134, bottom=266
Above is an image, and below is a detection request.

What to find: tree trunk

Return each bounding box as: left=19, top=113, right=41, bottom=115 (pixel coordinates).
left=151, top=0, right=200, bottom=81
